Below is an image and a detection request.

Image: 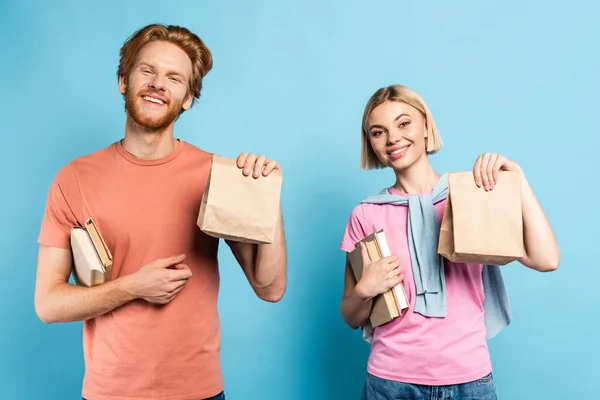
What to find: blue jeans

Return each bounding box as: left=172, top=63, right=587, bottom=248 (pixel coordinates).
left=83, top=391, right=225, bottom=400
left=362, top=372, right=497, bottom=400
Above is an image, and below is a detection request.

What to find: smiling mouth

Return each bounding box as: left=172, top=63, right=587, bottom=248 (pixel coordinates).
left=141, top=95, right=166, bottom=105
left=388, top=146, right=409, bottom=156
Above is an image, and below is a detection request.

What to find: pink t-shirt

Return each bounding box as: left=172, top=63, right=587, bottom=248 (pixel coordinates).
left=340, top=187, right=492, bottom=386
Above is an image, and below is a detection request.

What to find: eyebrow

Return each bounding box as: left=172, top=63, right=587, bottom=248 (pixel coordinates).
left=369, top=113, right=411, bottom=131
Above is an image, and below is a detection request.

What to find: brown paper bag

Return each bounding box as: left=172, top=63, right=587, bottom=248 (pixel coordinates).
left=438, top=171, right=524, bottom=265
left=197, top=154, right=283, bottom=244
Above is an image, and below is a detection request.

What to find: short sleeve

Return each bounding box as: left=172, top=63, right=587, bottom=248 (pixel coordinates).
left=37, top=165, right=80, bottom=249
left=340, top=205, right=368, bottom=253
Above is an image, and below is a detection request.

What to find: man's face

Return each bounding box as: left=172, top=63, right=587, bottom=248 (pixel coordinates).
left=119, top=40, right=194, bottom=131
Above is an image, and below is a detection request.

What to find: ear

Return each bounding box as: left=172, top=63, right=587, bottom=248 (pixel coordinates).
left=118, top=74, right=127, bottom=95
left=423, top=121, right=430, bottom=152
left=182, top=92, right=194, bottom=111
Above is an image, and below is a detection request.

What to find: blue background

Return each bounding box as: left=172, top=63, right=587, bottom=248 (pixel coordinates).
left=1, top=1, right=597, bottom=399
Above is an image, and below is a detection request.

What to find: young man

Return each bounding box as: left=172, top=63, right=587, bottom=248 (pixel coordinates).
left=34, top=24, right=287, bottom=400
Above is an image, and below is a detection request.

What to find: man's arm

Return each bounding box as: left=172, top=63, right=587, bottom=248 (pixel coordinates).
left=226, top=204, right=287, bottom=302
left=225, top=152, right=288, bottom=302
left=34, top=245, right=193, bottom=323
left=34, top=245, right=136, bottom=323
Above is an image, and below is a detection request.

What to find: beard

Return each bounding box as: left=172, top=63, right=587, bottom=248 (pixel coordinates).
left=124, top=86, right=183, bottom=131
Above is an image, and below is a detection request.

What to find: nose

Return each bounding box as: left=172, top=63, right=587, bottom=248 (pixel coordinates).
left=386, top=128, right=402, bottom=145
left=148, top=74, right=167, bottom=91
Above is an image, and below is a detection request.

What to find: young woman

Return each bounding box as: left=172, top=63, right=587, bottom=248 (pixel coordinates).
left=340, top=85, right=560, bottom=400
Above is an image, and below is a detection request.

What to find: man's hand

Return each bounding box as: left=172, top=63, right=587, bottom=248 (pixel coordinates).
left=125, top=254, right=192, bottom=305
left=236, top=152, right=281, bottom=178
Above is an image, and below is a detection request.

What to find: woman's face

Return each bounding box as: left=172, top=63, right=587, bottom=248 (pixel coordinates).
left=366, top=100, right=428, bottom=171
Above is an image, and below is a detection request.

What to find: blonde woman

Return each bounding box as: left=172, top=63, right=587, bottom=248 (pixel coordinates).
left=340, top=85, right=560, bottom=399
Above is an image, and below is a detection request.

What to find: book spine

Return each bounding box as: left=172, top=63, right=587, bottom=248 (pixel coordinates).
left=366, top=239, right=400, bottom=319
left=376, top=232, right=409, bottom=311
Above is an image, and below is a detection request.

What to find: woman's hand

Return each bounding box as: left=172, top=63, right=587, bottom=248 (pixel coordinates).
left=473, top=153, right=523, bottom=191
left=355, top=242, right=404, bottom=300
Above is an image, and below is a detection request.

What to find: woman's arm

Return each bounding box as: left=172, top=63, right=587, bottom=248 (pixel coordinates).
left=341, top=245, right=404, bottom=328
left=473, top=153, right=560, bottom=272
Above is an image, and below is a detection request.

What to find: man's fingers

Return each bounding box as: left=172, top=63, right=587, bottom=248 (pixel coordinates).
left=153, top=254, right=186, bottom=269
left=253, top=155, right=267, bottom=178
left=168, top=283, right=186, bottom=296
left=169, top=264, right=192, bottom=280
left=236, top=152, right=249, bottom=168
left=262, top=160, right=280, bottom=176
left=243, top=154, right=258, bottom=176
left=166, top=284, right=186, bottom=301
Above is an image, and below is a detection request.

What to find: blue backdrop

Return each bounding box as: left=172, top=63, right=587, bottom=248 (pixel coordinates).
left=1, top=1, right=597, bottom=399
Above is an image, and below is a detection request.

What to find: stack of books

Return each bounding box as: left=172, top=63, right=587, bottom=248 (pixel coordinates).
left=348, top=229, right=409, bottom=327
left=70, top=217, right=113, bottom=287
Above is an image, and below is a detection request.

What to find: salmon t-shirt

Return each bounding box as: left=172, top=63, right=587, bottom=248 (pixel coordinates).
left=38, top=140, right=224, bottom=400
left=340, top=187, right=492, bottom=386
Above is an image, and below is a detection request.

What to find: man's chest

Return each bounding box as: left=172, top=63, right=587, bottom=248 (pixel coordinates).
left=75, top=167, right=208, bottom=256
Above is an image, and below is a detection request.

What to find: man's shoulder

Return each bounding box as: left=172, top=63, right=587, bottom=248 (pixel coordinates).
left=178, top=141, right=215, bottom=174
left=52, top=143, right=117, bottom=184
left=71, top=142, right=117, bottom=166
left=181, top=141, right=213, bottom=158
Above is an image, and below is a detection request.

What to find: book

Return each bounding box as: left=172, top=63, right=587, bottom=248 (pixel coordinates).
left=70, top=217, right=113, bottom=287
left=348, top=229, right=409, bottom=328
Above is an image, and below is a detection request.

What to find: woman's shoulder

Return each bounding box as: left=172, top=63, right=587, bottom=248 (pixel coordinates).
left=348, top=192, right=408, bottom=223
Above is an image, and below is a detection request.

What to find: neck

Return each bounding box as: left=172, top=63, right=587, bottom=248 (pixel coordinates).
left=392, top=154, right=440, bottom=194
left=121, top=117, right=178, bottom=160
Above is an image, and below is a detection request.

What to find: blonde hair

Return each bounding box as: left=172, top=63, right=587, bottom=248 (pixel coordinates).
left=360, top=85, right=443, bottom=170
left=117, top=24, right=213, bottom=110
